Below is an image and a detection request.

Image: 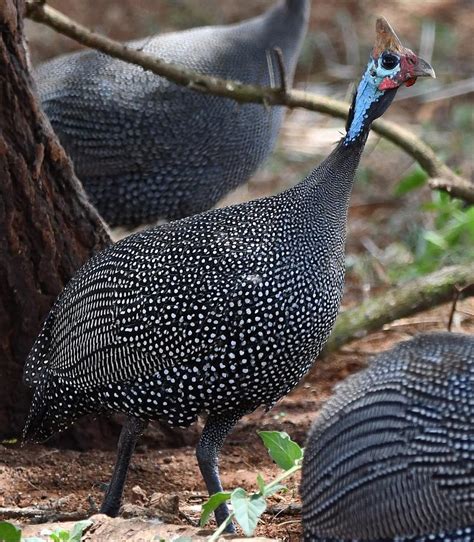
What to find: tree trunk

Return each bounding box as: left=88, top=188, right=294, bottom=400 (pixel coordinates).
left=0, top=0, right=110, bottom=443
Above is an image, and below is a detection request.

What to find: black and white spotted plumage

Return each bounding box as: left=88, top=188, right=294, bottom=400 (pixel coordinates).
left=23, top=18, right=434, bottom=528
left=301, top=332, right=474, bottom=542
left=23, top=143, right=362, bottom=442
left=36, top=0, right=309, bottom=226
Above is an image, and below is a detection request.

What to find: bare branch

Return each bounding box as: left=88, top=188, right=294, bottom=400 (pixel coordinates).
left=429, top=177, right=474, bottom=204
left=272, top=46, right=288, bottom=95
left=24, top=1, right=473, bottom=202
left=0, top=506, right=87, bottom=523
left=323, top=264, right=474, bottom=354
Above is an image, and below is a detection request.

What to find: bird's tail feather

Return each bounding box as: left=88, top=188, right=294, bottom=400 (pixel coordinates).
left=22, top=373, right=97, bottom=443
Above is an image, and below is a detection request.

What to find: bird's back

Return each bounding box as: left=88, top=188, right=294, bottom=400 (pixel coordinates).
left=301, top=332, right=474, bottom=542
left=36, top=0, right=309, bottom=225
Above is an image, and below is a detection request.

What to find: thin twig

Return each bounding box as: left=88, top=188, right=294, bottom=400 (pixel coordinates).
left=448, top=286, right=462, bottom=332
left=385, top=317, right=445, bottom=328
left=24, top=1, right=473, bottom=203
left=86, top=495, right=99, bottom=515
left=0, top=507, right=88, bottom=523
left=265, top=503, right=302, bottom=517
left=272, top=47, right=288, bottom=94
left=448, top=283, right=474, bottom=331
left=429, top=177, right=474, bottom=204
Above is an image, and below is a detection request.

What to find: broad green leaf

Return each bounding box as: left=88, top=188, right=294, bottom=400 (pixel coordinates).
left=230, top=488, right=266, bottom=537
left=394, top=168, right=428, bottom=196
left=258, top=431, right=303, bottom=470
left=0, top=522, right=21, bottom=542
left=68, top=520, right=92, bottom=542
left=199, top=492, right=231, bottom=527
left=48, top=534, right=61, bottom=542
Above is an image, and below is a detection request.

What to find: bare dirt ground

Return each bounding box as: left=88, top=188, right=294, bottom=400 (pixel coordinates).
left=1, top=0, right=472, bottom=540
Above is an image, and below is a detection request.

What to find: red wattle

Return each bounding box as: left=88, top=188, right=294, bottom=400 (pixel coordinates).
left=405, top=77, right=417, bottom=87
left=378, top=77, right=399, bottom=90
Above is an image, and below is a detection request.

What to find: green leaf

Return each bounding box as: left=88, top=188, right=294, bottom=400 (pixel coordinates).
left=258, top=431, right=303, bottom=470
left=230, top=488, right=266, bottom=537
left=199, top=492, right=231, bottom=527
left=424, top=230, right=448, bottom=250
left=0, top=522, right=21, bottom=542
left=48, top=534, right=61, bottom=542
left=68, top=520, right=92, bottom=542
left=394, top=168, right=428, bottom=196
left=256, top=473, right=266, bottom=495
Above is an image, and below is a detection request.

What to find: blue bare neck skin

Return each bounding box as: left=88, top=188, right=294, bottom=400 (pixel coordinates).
left=343, top=57, right=398, bottom=146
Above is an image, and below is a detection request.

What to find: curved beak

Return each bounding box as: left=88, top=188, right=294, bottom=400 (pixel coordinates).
left=414, top=57, right=436, bottom=79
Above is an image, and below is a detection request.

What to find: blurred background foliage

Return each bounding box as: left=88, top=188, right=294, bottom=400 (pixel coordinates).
left=26, top=0, right=474, bottom=307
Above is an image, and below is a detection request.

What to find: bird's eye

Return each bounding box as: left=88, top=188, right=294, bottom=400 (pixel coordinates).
left=381, top=52, right=399, bottom=70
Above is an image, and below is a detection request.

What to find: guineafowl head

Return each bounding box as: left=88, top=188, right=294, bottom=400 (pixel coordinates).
left=345, top=17, right=435, bottom=145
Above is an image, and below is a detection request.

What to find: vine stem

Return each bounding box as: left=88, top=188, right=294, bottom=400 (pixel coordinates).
left=264, top=463, right=302, bottom=493
left=208, top=513, right=235, bottom=542
left=206, top=463, right=301, bottom=539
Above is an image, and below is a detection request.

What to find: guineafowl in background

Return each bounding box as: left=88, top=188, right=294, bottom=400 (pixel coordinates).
left=301, top=332, right=474, bottom=542
left=36, top=0, right=310, bottom=227
left=23, top=18, right=434, bottom=531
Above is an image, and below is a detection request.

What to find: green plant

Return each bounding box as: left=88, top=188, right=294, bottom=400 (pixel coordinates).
left=46, top=521, right=92, bottom=542
left=0, top=520, right=92, bottom=542
left=200, top=431, right=303, bottom=540
left=393, top=167, right=428, bottom=196
left=0, top=522, right=21, bottom=542
left=393, top=190, right=474, bottom=280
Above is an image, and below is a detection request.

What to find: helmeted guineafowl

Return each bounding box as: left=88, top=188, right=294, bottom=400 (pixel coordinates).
left=36, top=0, right=310, bottom=227
left=23, top=18, right=435, bottom=531
left=300, top=332, right=474, bottom=542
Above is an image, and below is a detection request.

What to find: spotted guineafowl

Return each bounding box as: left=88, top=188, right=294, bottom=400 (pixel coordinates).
left=36, top=0, right=310, bottom=227
left=23, top=19, right=434, bottom=531
left=301, top=332, right=474, bottom=542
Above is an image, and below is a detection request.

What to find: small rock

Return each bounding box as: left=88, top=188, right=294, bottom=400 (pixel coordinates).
left=131, top=485, right=147, bottom=504
left=120, top=503, right=150, bottom=518
left=162, top=455, right=174, bottom=464
left=149, top=492, right=180, bottom=515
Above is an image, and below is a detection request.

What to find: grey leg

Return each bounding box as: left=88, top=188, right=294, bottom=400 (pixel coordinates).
left=196, top=411, right=242, bottom=533
left=100, top=416, right=148, bottom=517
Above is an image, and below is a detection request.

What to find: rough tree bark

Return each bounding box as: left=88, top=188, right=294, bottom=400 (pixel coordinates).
left=0, top=0, right=110, bottom=442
